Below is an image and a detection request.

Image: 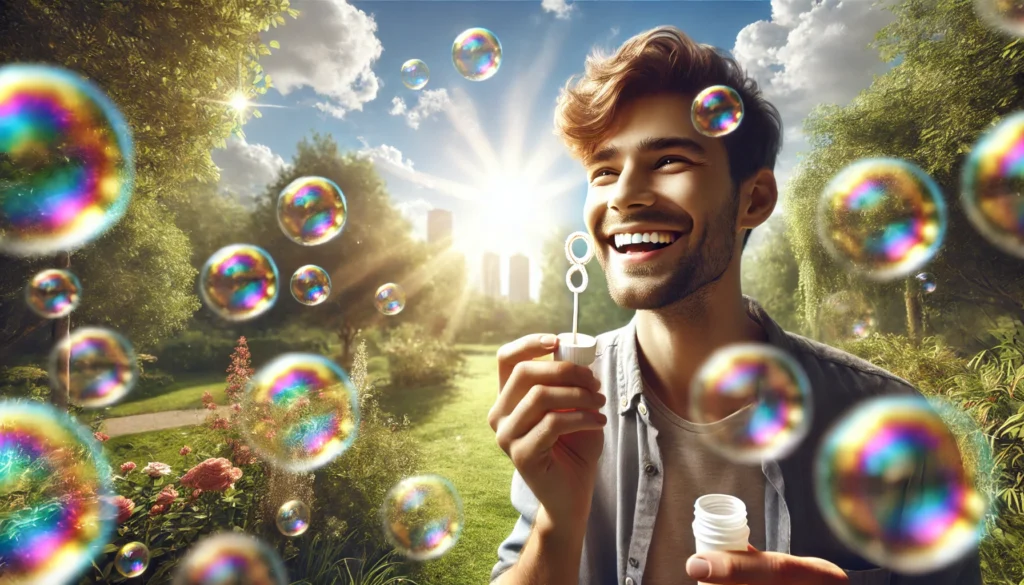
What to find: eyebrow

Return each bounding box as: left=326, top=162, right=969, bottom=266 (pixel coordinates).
left=585, top=136, right=708, bottom=166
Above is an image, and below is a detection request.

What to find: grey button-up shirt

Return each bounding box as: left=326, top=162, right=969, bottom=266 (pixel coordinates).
left=491, top=297, right=982, bottom=585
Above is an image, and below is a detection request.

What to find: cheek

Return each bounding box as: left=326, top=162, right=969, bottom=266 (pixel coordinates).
left=583, top=192, right=603, bottom=232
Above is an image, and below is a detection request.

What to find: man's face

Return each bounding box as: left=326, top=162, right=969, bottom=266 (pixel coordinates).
left=583, top=92, right=740, bottom=310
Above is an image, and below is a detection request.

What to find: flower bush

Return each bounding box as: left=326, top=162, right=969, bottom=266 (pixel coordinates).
left=380, top=323, right=464, bottom=389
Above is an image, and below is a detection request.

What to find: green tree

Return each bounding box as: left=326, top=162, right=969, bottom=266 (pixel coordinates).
left=741, top=213, right=803, bottom=334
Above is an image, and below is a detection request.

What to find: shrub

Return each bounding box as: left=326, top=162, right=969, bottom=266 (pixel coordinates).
left=246, top=326, right=335, bottom=368
left=0, top=365, right=49, bottom=402
left=380, top=323, right=464, bottom=389
left=156, top=329, right=236, bottom=374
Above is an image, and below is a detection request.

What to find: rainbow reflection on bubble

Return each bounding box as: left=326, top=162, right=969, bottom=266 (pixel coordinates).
left=241, top=354, right=359, bottom=473
left=691, top=85, right=745, bottom=138
left=974, top=0, right=1024, bottom=37
left=290, top=265, right=331, bottom=306
left=689, top=344, right=812, bottom=464
left=452, top=28, right=502, bottom=81
left=961, top=111, right=1024, bottom=258
left=817, top=158, right=947, bottom=281
left=815, top=395, right=987, bottom=574
left=0, top=400, right=114, bottom=585
left=25, top=268, right=81, bottom=318
left=916, top=272, right=937, bottom=294
left=0, top=64, right=134, bottom=257
left=374, top=283, right=406, bottom=316
left=172, top=533, right=287, bottom=585
left=199, top=244, right=279, bottom=321
left=380, top=475, right=464, bottom=561
left=401, top=59, right=430, bottom=90
left=115, top=541, right=150, bottom=578
left=275, top=500, right=310, bottom=537
left=276, top=176, right=347, bottom=246
left=50, top=326, right=138, bottom=408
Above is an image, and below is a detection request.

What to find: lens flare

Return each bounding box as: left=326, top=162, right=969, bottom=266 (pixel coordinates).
left=49, top=326, right=138, bottom=408
left=199, top=244, right=279, bottom=321
left=380, top=475, right=464, bottom=561
left=25, top=268, right=81, bottom=318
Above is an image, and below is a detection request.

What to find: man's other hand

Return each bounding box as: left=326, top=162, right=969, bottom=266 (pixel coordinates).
left=685, top=545, right=849, bottom=585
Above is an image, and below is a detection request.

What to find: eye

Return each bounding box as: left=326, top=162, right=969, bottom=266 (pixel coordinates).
left=657, top=156, right=691, bottom=168
left=589, top=169, right=617, bottom=183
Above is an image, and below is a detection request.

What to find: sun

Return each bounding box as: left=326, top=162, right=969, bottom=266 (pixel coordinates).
left=229, top=93, right=250, bottom=112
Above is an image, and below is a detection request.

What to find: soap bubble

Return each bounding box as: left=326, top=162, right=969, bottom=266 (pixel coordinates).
left=0, top=64, right=135, bottom=257
left=240, top=353, right=359, bottom=473
left=819, top=293, right=876, bottom=342
left=25, top=268, right=81, bottom=318
left=452, top=28, right=502, bottom=81
left=960, top=111, right=1024, bottom=258
left=380, top=474, right=464, bottom=561
left=276, top=176, right=348, bottom=246
left=374, top=283, right=406, bottom=315
left=115, top=541, right=151, bottom=578
left=0, top=400, right=114, bottom=585
left=401, top=59, right=430, bottom=90
left=851, top=318, right=877, bottom=340
left=50, top=326, right=138, bottom=408
left=275, top=500, right=311, bottom=537
left=173, top=532, right=288, bottom=585
left=689, top=344, right=812, bottom=464
left=691, top=85, right=745, bottom=138
left=814, top=395, right=987, bottom=574
left=974, top=0, right=1024, bottom=37
left=916, top=272, right=936, bottom=294
left=199, top=244, right=279, bottom=321
left=290, top=265, right=331, bottom=306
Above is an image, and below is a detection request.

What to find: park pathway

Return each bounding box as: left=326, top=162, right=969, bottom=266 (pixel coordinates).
left=100, top=406, right=232, bottom=438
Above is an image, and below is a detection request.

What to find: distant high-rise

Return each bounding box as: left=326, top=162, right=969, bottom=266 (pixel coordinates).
left=427, top=209, right=453, bottom=247
left=482, top=252, right=501, bottom=298
left=509, top=254, right=530, bottom=303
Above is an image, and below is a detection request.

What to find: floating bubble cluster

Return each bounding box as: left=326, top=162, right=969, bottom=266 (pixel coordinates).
left=401, top=59, right=430, bottom=90
left=961, top=111, right=1024, bottom=258
left=814, top=395, right=987, bottom=574
left=0, top=64, right=134, bottom=257
left=689, top=344, right=812, bottom=464
left=974, top=0, right=1024, bottom=38
left=241, top=353, right=359, bottom=473
left=691, top=85, right=745, bottom=138
left=115, top=541, right=151, bottom=578
left=172, top=533, right=288, bottom=585
left=452, top=28, right=502, bottom=81
left=276, top=176, right=348, bottom=246
left=817, top=158, right=947, bottom=281
left=374, top=282, right=406, bottom=316
left=50, top=326, right=138, bottom=408
left=275, top=500, right=311, bottom=537
left=25, top=268, right=81, bottom=318
left=0, top=400, right=114, bottom=585
left=290, top=265, right=331, bottom=306
left=380, top=475, right=464, bottom=561
left=199, top=244, right=279, bottom=321
left=916, top=272, right=937, bottom=294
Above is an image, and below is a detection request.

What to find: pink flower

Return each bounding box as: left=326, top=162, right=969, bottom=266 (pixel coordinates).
left=155, top=486, right=178, bottom=507
left=205, top=402, right=217, bottom=410
left=93, top=432, right=109, bottom=442
left=231, top=403, right=242, bottom=413
left=149, top=504, right=168, bottom=517
left=142, top=462, right=172, bottom=478
left=180, top=457, right=243, bottom=492
left=179, top=445, right=192, bottom=456
left=201, top=390, right=214, bottom=404
left=112, top=495, right=135, bottom=524
left=230, top=443, right=257, bottom=466
left=120, top=461, right=137, bottom=474
left=190, top=489, right=203, bottom=501
left=209, top=416, right=230, bottom=430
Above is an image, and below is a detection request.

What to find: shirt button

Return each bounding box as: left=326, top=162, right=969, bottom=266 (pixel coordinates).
left=625, top=578, right=634, bottom=585
left=620, top=396, right=628, bottom=409
left=629, top=557, right=639, bottom=568
left=638, top=402, right=648, bottom=416
left=644, top=463, right=658, bottom=476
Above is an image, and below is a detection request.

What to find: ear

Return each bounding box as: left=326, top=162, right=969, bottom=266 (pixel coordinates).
left=737, top=168, right=778, bottom=231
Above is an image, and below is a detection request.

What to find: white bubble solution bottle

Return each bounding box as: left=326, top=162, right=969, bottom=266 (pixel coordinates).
left=692, top=494, right=751, bottom=585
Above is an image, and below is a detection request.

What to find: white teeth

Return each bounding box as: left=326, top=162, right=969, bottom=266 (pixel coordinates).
left=631, top=233, right=643, bottom=244
left=612, top=231, right=678, bottom=251
left=641, top=233, right=651, bottom=243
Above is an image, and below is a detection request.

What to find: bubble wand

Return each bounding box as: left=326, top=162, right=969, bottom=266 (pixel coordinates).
left=555, top=232, right=598, bottom=366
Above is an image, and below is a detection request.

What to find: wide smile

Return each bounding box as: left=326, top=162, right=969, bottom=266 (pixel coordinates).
left=608, top=230, right=684, bottom=263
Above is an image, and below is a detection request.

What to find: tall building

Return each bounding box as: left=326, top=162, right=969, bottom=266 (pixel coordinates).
left=509, top=254, right=530, bottom=303
left=482, top=252, right=501, bottom=298
left=427, top=209, right=453, bottom=247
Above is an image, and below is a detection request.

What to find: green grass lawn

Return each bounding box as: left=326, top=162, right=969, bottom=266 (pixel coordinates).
left=105, top=375, right=226, bottom=417
left=103, top=424, right=224, bottom=467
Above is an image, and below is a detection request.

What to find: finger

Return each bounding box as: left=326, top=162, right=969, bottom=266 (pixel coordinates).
left=498, top=385, right=607, bottom=445
left=685, top=551, right=847, bottom=585
left=508, top=410, right=607, bottom=468
left=489, top=360, right=600, bottom=431
left=747, top=544, right=758, bottom=552
left=496, top=334, right=560, bottom=388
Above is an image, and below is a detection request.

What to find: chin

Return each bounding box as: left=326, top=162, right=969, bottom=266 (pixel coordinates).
left=607, top=276, right=687, bottom=311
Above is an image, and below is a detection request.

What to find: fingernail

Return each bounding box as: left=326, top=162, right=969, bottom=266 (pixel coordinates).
left=540, top=334, right=557, bottom=348
left=686, top=556, right=711, bottom=580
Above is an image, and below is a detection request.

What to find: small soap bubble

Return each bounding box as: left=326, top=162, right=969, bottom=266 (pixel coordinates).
left=0, top=400, right=114, bottom=585
left=916, top=272, right=936, bottom=294
left=50, top=326, right=138, bottom=408
left=689, top=344, right=812, bottom=464
left=290, top=265, right=331, bottom=306
left=25, top=268, right=81, bottom=318
left=817, top=158, right=947, bottom=281
left=0, top=64, right=135, bottom=257
left=275, top=500, right=311, bottom=537
left=277, top=176, right=348, bottom=246
left=240, top=354, right=359, bottom=473
left=814, top=395, right=987, bottom=574
left=380, top=475, right=464, bottom=561
left=851, top=317, right=877, bottom=340
left=452, top=28, right=502, bottom=81
left=199, top=244, right=279, bottom=321
left=819, top=293, right=876, bottom=342
left=691, top=85, right=745, bottom=138
left=974, top=0, right=1024, bottom=37
left=960, top=111, right=1024, bottom=258
left=172, top=532, right=288, bottom=585
left=115, top=541, right=151, bottom=578
left=401, top=59, right=430, bottom=90
left=375, top=283, right=406, bottom=315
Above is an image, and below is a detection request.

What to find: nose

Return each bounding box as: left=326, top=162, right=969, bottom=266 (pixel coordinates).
left=608, top=162, right=656, bottom=212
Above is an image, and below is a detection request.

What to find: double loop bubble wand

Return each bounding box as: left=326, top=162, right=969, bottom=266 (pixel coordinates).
left=564, top=231, right=594, bottom=345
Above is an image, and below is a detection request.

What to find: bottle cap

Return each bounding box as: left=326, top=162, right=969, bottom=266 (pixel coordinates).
left=554, top=333, right=597, bottom=366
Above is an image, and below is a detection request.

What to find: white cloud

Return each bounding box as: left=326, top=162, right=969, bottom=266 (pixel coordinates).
left=609, top=26, right=620, bottom=39
left=395, top=198, right=434, bottom=241
left=356, top=139, right=415, bottom=171
left=259, top=0, right=383, bottom=118
left=542, top=0, right=575, bottom=19
left=388, top=89, right=451, bottom=129
left=212, top=136, right=288, bottom=199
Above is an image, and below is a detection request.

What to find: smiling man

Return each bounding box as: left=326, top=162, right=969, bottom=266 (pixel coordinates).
left=486, top=26, right=982, bottom=585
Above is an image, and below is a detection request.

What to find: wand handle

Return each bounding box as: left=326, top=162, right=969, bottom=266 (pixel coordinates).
left=573, top=292, right=579, bottom=344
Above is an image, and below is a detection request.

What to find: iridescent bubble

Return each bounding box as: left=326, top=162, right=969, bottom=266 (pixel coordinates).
left=691, top=85, right=745, bottom=138
left=0, top=400, right=114, bottom=585
left=115, top=541, right=151, bottom=578
left=817, top=158, right=947, bottom=281
left=172, top=532, right=288, bottom=585
left=275, top=500, right=311, bottom=537
left=851, top=318, right=877, bottom=340
left=240, top=353, right=359, bottom=473
left=819, top=292, right=876, bottom=342
left=814, top=395, right=987, bottom=574
left=974, top=0, right=1024, bottom=38
left=689, top=344, right=812, bottom=464
left=960, top=111, right=1024, bottom=258
left=199, top=244, right=279, bottom=321
left=374, top=283, right=406, bottom=316
left=276, top=176, right=347, bottom=246
left=290, top=265, right=331, bottom=306
left=50, top=326, right=138, bottom=408
left=25, top=268, right=81, bottom=318
left=401, top=59, right=430, bottom=90
left=380, top=474, right=464, bottom=561
left=452, top=28, right=502, bottom=81
left=0, top=64, right=134, bottom=257
left=916, top=272, right=936, bottom=294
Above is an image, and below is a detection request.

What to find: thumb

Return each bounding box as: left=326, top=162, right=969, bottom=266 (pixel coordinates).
left=685, top=551, right=847, bottom=585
